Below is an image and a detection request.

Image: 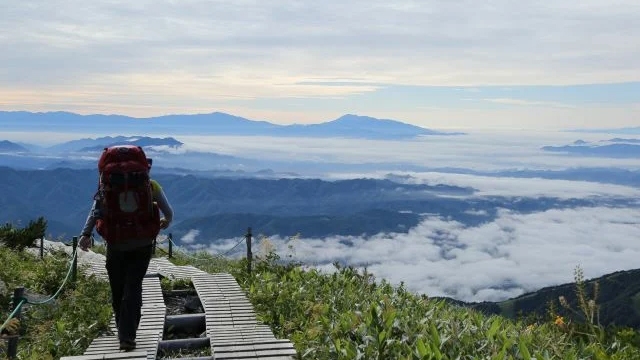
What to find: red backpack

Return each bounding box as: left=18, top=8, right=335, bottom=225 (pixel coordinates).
left=94, top=145, right=160, bottom=244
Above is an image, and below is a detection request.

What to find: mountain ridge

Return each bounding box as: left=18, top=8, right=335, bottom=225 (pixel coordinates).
left=444, top=267, right=640, bottom=330
left=0, top=110, right=463, bottom=139
left=0, top=140, right=29, bottom=153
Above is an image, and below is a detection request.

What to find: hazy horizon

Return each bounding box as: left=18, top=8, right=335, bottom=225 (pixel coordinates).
left=2, top=1, right=639, bottom=130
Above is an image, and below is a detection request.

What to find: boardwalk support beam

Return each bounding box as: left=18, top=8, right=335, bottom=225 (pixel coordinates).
left=164, top=313, right=206, bottom=335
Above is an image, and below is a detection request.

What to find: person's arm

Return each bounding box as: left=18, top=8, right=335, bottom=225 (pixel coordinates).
left=155, top=187, right=174, bottom=228
left=79, top=201, right=97, bottom=250
left=81, top=200, right=97, bottom=236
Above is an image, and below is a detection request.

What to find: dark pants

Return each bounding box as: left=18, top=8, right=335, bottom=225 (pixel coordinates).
left=105, top=244, right=152, bottom=342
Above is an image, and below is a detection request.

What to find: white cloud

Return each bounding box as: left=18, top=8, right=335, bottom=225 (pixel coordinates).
left=1, top=0, right=639, bottom=120
left=190, top=236, right=249, bottom=256
left=259, top=206, right=640, bottom=302
left=395, top=172, right=640, bottom=199
left=146, top=145, right=189, bottom=155
left=172, top=131, right=640, bottom=172
left=180, top=229, right=200, bottom=244
left=482, top=98, right=576, bottom=109
left=4, top=130, right=640, bottom=172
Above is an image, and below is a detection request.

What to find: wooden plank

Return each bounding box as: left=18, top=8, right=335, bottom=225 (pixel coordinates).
left=84, top=331, right=161, bottom=360
left=213, top=350, right=258, bottom=359
left=208, top=327, right=276, bottom=342
left=207, top=317, right=257, bottom=322
left=206, top=309, right=256, bottom=314
left=253, top=342, right=296, bottom=351
left=211, top=338, right=282, bottom=346
left=206, top=310, right=259, bottom=315
left=203, top=303, right=252, bottom=308
left=214, top=339, right=292, bottom=346
left=214, top=340, right=293, bottom=351
left=255, top=349, right=297, bottom=357
left=81, top=255, right=299, bottom=360
left=60, top=351, right=148, bottom=360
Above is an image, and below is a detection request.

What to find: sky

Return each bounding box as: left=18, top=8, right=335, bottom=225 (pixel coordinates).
left=1, top=1, right=639, bottom=130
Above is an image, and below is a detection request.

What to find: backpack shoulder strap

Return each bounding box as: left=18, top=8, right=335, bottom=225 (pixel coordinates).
left=150, top=179, right=161, bottom=197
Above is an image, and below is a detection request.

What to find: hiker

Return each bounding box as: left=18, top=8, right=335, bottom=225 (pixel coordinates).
left=78, top=145, right=173, bottom=351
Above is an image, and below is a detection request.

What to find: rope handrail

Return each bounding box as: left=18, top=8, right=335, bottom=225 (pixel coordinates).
left=26, top=249, right=78, bottom=305
left=0, top=247, right=78, bottom=334
left=167, top=236, right=246, bottom=262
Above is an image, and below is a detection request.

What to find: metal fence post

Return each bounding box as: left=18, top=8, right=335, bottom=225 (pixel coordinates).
left=168, top=233, right=173, bottom=259
left=6, top=287, right=25, bottom=359
left=39, top=237, right=44, bottom=259
left=152, top=236, right=157, bottom=256
left=246, top=227, right=252, bottom=276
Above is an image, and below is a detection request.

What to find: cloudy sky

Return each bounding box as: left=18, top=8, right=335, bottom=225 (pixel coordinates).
left=1, top=1, right=639, bottom=130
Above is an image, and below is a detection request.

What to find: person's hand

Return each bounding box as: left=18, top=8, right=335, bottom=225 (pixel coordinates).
left=79, top=235, right=92, bottom=251
left=159, top=218, right=170, bottom=229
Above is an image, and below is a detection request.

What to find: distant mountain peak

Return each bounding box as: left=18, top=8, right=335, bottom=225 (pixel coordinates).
left=0, top=140, right=30, bottom=153
left=331, top=114, right=417, bottom=125
left=78, top=136, right=183, bottom=152
left=334, top=114, right=383, bottom=121
left=45, top=135, right=184, bottom=153
left=310, top=114, right=464, bottom=138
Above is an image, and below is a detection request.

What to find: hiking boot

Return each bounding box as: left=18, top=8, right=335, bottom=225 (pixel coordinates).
left=119, top=339, right=136, bottom=351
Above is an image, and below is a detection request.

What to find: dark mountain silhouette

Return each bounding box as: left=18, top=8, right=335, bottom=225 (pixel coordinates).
left=0, top=140, right=29, bottom=153
left=0, top=167, right=476, bottom=239
left=445, top=268, right=640, bottom=330
left=1, top=167, right=633, bottom=242
left=173, top=209, right=422, bottom=239
left=48, top=136, right=183, bottom=153
left=0, top=111, right=462, bottom=139
left=78, top=136, right=183, bottom=152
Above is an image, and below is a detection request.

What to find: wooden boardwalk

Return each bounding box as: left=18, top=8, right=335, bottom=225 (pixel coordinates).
left=61, top=252, right=297, bottom=360
left=192, top=274, right=297, bottom=359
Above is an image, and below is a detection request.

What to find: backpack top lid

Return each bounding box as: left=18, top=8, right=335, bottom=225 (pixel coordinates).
left=98, top=145, right=151, bottom=174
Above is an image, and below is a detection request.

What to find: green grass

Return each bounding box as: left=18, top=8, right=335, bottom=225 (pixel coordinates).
left=164, top=248, right=640, bottom=360
left=0, top=246, right=112, bottom=360
left=2, top=232, right=640, bottom=359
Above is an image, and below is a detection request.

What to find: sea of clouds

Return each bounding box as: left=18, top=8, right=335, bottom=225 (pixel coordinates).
left=7, top=129, right=640, bottom=302
left=180, top=168, right=640, bottom=302
left=162, top=130, right=640, bottom=302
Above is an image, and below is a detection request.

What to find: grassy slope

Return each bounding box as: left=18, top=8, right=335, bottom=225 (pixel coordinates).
left=2, top=243, right=640, bottom=359
left=0, top=246, right=112, bottom=360
left=489, top=269, right=640, bottom=330
left=170, top=249, right=640, bottom=359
